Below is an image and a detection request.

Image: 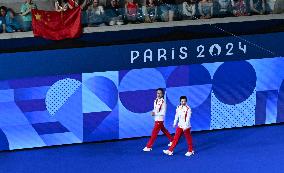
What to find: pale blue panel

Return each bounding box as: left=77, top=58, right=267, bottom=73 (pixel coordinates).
left=1, top=124, right=46, bottom=150
left=40, top=132, right=81, bottom=146
left=118, top=100, right=156, bottom=139
left=82, top=84, right=111, bottom=113
left=167, top=84, right=212, bottom=108
left=0, top=89, right=14, bottom=102
left=54, top=86, right=83, bottom=141
left=202, top=62, right=223, bottom=79
left=248, top=58, right=284, bottom=91
left=265, top=92, right=278, bottom=124
left=14, top=86, right=49, bottom=101
left=82, top=71, right=118, bottom=86
left=0, top=102, right=30, bottom=128
left=119, top=68, right=166, bottom=92
left=210, top=90, right=256, bottom=130
left=24, top=111, right=57, bottom=124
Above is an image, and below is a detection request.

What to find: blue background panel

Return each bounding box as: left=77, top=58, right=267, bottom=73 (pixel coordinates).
left=0, top=56, right=284, bottom=151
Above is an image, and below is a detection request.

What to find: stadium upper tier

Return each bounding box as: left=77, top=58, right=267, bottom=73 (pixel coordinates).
left=0, top=13, right=283, bottom=40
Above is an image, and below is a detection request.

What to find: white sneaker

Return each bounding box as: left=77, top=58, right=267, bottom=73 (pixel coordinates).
left=163, top=150, right=173, bottom=156
left=185, top=151, right=195, bottom=157
left=143, top=147, right=152, bottom=152
left=168, top=142, right=172, bottom=147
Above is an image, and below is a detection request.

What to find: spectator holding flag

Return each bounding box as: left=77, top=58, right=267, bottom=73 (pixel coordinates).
left=55, top=0, right=71, bottom=12
left=32, top=1, right=82, bottom=40
left=68, top=0, right=81, bottom=9
left=81, top=0, right=94, bottom=26
left=20, top=0, right=37, bottom=31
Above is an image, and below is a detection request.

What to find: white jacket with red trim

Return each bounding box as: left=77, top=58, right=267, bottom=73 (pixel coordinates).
left=153, top=98, right=166, bottom=121
left=173, top=105, right=192, bottom=129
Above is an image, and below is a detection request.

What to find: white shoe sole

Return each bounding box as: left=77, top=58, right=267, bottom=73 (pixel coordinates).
left=163, top=150, right=173, bottom=156
left=185, top=152, right=195, bottom=157
left=143, top=148, right=152, bottom=152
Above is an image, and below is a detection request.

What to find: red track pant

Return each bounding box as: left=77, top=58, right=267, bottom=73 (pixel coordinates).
left=169, top=127, right=194, bottom=152
left=146, top=121, right=173, bottom=148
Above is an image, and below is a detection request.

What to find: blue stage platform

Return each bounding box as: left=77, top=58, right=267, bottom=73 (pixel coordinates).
left=0, top=123, right=283, bottom=173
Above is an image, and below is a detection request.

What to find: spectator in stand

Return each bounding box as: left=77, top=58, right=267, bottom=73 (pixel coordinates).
left=61, top=0, right=92, bottom=27
left=1, top=7, right=21, bottom=33
left=105, top=0, right=124, bottom=25
left=155, top=0, right=168, bottom=21
left=143, top=0, right=158, bottom=22
left=249, top=0, right=267, bottom=14
left=68, top=0, right=81, bottom=9
left=125, top=0, right=139, bottom=23
left=20, top=0, right=37, bottom=31
left=81, top=0, right=93, bottom=26
left=164, top=0, right=177, bottom=21
left=182, top=0, right=197, bottom=19
left=0, top=7, right=6, bottom=33
left=214, top=0, right=233, bottom=17
left=86, top=0, right=105, bottom=26
left=154, top=0, right=176, bottom=22
left=82, top=0, right=94, bottom=9
left=232, top=0, right=248, bottom=16
left=55, top=0, right=71, bottom=12
left=198, top=0, right=214, bottom=19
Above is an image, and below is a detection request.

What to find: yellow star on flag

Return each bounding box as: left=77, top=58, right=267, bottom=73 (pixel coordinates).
left=35, top=13, right=42, bottom=20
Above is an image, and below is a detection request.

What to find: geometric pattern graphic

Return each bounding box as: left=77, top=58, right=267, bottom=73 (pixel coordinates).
left=210, top=61, right=257, bottom=129
left=255, top=90, right=279, bottom=125
left=82, top=72, right=119, bottom=142
left=46, top=78, right=81, bottom=116
left=210, top=89, right=256, bottom=129
left=277, top=81, right=284, bottom=123
left=119, top=68, right=166, bottom=113
left=212, top=61, right=257, bottom=105
left=166, top=65, right=212, bottom=131
left=1, top=57, right=284, bottom=151
left=118, top=68, right=167, bottom=138
left=0, top=75, right=82, bottom=150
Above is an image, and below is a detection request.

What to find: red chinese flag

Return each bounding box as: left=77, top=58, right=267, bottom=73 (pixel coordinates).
left=32, top=7, right=82, bottom=40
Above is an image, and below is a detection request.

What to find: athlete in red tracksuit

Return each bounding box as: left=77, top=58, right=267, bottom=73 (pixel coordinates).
left=143, top=88, right=173, bottom=152
left=163, top=96, right=195, bottom=157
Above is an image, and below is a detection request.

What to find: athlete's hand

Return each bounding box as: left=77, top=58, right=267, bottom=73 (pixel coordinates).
left=151, top=112, right=155, bottom=116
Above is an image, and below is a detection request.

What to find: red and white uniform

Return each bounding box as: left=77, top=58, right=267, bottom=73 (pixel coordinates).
left=173, top=105, right=192, bottom=129
left=146, top=98, right=173, bottom=148
left=169, top=105, right=194, bottom=152
left=153, top=98, right=166, bottom=121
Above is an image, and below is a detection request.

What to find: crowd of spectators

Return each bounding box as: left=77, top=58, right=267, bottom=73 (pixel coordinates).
left=0, top=0, right=282, bottom=33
